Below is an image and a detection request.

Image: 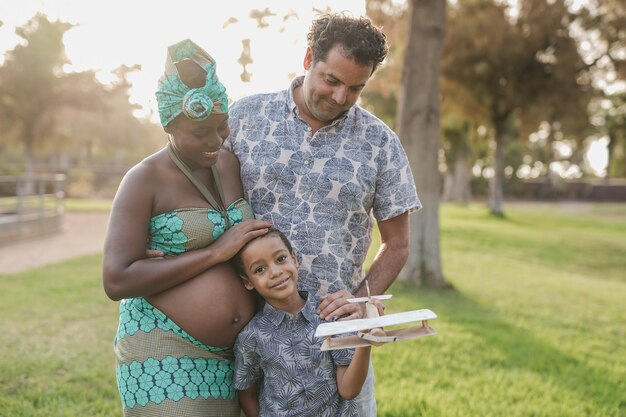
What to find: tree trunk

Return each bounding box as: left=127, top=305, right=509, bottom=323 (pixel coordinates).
left=396, top=0, right=449, bottom=289
left=489, top=119, right=506, bottom=217
left=606, top=132, right=615, bottom=179
left=442, top=148, right=472, bottom=204
left=22, top=126, right=36, bottom=195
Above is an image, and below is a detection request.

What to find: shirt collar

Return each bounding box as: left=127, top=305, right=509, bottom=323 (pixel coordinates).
left=263, top=291, right=317, bottom=326
left=287, top=76, right=301, bottom=117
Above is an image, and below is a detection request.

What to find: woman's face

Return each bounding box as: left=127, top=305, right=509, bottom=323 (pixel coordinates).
left=166, top=113, right=230, bottom=168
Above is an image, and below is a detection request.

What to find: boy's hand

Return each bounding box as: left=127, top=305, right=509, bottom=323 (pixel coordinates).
left=145, top=249, right=165, bottom=259
left=317, top=290, right=363, bottom=321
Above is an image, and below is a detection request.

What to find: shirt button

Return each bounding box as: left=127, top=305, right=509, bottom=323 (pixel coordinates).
left=292, top=230, right=298, bottom=236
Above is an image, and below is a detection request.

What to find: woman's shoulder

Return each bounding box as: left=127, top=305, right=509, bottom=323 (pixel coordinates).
left=218, top=147, right=239, bottom=163
left=216, top=149, right=241, bottom=176
left=124, top=148, right=167, bottom=178
left=117, top=148, right=169, bottom=193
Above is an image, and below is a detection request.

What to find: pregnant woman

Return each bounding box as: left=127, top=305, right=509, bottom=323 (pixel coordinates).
left=102, top=39, right=271, bottom=417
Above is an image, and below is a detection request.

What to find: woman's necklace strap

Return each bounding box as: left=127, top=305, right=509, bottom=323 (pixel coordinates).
left=166, top=142, right=227, bottom=215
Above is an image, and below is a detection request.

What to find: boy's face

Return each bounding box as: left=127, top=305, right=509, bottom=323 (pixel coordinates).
left=239, top=234, right=299, bottom=302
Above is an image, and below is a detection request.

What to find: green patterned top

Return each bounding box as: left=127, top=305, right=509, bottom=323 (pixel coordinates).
left=147, top=198, right=254, bottom=256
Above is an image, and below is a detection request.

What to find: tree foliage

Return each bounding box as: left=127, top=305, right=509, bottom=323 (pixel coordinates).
left=442, top=0, right=593, bottom=215
left=365, top=0, right=608, bottom=211
left=0, top=13, right=163, bottom=195
left=578, top=0, right=626, bottom=80
left=578, top=0, right=626, bottom=176
left=362, top=0, right=408, bottom=129
left=0, top=13, right=107, bottom=175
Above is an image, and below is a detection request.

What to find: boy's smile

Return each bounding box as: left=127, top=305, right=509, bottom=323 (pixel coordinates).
left=269, top=276, right=291, bottom=290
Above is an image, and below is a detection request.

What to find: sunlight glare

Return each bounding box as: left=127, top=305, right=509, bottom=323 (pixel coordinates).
left=1, top=0, right=366, bottom=121
left=585, top=137, right=609, bottom=177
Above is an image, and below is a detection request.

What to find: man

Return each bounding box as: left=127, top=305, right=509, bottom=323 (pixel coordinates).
left=225, top=13, right=421, bottom=415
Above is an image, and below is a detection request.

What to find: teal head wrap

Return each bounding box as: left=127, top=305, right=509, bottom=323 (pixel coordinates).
left=156, top=39, right=228, bottom=127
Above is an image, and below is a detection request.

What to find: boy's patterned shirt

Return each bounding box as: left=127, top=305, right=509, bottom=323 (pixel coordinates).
left=226, top=77, right=421, bottom=296
left=233, top=293, right=357, bottom=417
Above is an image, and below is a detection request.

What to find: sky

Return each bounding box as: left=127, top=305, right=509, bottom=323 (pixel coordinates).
left=0, top=0, right=366, bottom=121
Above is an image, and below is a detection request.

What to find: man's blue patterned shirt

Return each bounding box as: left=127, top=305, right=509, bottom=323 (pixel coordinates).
left=226, top=76, right=421, bottom=296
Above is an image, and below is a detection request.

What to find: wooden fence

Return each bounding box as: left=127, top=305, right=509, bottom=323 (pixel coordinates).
left=0, top=174, right=66, bottom=244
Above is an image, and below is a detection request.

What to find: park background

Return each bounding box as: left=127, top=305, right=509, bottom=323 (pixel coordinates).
left=0, top=0, right=625, bottom=416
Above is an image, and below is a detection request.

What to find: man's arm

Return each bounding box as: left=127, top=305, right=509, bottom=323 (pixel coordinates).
left=354, top=212, right=409, bottom=297
left=317, top=212, right=410, bottom=319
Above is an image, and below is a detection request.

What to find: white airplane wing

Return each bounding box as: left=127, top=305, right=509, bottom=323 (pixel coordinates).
left=346, top=294, right=393, bottom=303
left=314, top=309, right=437, bottom=338
left=320, top=324, right=437, bottom=350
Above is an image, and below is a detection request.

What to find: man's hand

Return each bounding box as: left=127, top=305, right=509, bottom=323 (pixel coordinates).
left=368, top=298, right=386, bottom=317
left=317, top=289, right=363, bottom=321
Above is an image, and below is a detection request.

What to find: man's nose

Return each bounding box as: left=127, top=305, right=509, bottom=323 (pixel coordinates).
left=332, top=86, right=347, bottom=105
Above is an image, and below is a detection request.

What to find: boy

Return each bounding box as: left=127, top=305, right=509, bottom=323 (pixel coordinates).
left=231, top=229, right=372, bottom=417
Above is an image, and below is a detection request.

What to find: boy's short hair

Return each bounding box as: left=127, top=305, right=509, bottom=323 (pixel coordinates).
left=231, top=228, right=294, bottom=277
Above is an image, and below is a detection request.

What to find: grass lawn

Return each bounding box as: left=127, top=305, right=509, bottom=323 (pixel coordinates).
left=1, top=202, right=624, bottom=416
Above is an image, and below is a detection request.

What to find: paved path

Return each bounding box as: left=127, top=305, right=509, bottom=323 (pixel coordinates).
left=0, top=212, right=110, bottom=274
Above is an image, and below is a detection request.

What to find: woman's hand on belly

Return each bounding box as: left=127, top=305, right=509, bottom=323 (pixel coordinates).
left=146, top=263, right=256, bottom=347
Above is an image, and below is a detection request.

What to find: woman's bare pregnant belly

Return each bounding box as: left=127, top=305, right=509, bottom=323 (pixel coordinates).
left=146, top=263, right=255, bottom=348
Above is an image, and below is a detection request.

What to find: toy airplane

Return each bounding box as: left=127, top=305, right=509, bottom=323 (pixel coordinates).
left=315, top=283, right=436, bottom=351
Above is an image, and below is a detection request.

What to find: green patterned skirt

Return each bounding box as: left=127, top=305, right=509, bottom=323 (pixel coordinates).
left=114, top=297, right=240, bottom=417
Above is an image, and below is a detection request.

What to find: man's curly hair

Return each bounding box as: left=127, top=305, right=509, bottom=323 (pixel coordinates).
left=307, top=13, right=388, bottom=73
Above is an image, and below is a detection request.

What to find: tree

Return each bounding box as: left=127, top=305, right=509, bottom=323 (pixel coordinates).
left=579, top=0, right=626, bottom=80
left=396, top=0, right=449, bottom=288
left=442, top=0, right=592, bottom=216
left=54, top=65, right=163, bottom=164
left=441, top=114, right=476, bottom=204
left=578, top=0, right=626, bottom=177
left=362, top=0, right=408, bottom=129
left=49, top=64, right=164, bottom=197
left=589, top=93, right=626, bottom=178
left=0, top=13, right=106, bottom=177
